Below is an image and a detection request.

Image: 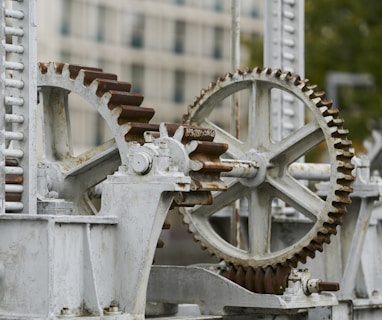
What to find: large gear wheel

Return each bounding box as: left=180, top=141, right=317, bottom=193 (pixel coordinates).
left=181, top=67, right=355, bottom=271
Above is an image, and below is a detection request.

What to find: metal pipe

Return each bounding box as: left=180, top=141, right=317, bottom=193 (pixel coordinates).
left=230, top=0, right=241, bottom=247
left=221, top=160, right=331, bottom=181
left=288, top=163, right=331, bottom=181
left=230, top=0, right=241, bottom=139
left=221, top=159, right=258, bottom=178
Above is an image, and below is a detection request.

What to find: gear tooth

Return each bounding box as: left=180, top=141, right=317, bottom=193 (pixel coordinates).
left=254, top=267, right=266, bottom=294
left=305, top=89, right=316, bottom=99
left=296, top=252, right=308, bottom=264
left=236, top=266, right=246, bottom=287
left=290, top=74, right=301, bottom=85
left=334, top=139, right=353, bottom=151
left=253, top=66, right=262, bottom=74
left=307, top=84, right=318, bottom=91
left=316, top=232, right=331, bottom=245
left=281, top=71, right=292, bottom=80
left=271, top=68, right=282, bottom=78
left=323, top=222, right=338, bottom=236
left=274, top=265, right=291, bottom=294
left=337, top=174, right=355, bottom=187
left=336, top=149, right=355, bottom=162
left=338, top=185, right=354, bottom=196
left=264, top=267, right=276, bottom=294
left=287, top=257, right=299, bottom=268
left=244, top=267, right=255, bottom=291
left=312, top=90, right=326, bottom=99
left=224, top=72, right=233, bottom=80
left=331, top=128, right=349, bottom=139
left=53, top=61, right=65, bottom=74
left=328, top=211, right=344, bottom=225
left=262, top=67, right=272, bottom=75
left=327, top=117, right=345, bottom=128
left=298, top=79, right=309, bottom=91
left=317, top=99, right=334, bottom=109
left=304, top=245, right=317, bottom=258
left=322, top=107, right=339, bottom=118
left=38, top=62, right=48, bottom=74
left=244, top=67, right=252, bottom=74
left=311, top=240, right=324, bottom=252
left=222, top=265, right=237, bottom=282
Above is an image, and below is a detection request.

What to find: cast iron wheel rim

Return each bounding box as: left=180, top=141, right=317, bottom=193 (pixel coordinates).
left=181, top=67, right=354, bottom=269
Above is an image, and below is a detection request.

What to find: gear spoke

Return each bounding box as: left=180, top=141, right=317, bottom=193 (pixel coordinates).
left=201, top=119, right=246, bottom=159
left=40, top=86, right=72, bottom=161
left=190, top=181, right=245, bottom=218
left=64, top=139, right=119, bottom=185
left=268, top=121, right=324, bottom=163
left=266, top=174, right=325, bottom=221
left=247, top=188, right=272, bottom=257
left=248, top=81, right=272, bottom=150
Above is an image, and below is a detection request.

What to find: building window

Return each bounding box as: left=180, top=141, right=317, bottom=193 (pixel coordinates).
left=173, top=70, right=185, bottom=103
left=131, top=64, right=144, bottom=94
left=213, top=27, right=224, bottom=59
left=130, top=14, right=145, bottom=48
left=174, top=20, right=186, bottom=54
left=175, top=0, right=185, bottom=5
left=96, top=5, right=106, bottom=42
left=214, top=0, right=223, bottom=12
left=251, top=6, right=259, bottom=18
left=61, top=0, right=72, bottom=35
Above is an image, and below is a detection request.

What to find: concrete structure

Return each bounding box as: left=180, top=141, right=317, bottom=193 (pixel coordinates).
left=36, top=0, right=263, bottom=153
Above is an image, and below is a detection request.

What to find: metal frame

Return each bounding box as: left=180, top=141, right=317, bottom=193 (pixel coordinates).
left=1, top=0, right=382, bottom=319
left=1, top=0, right=37, bottom=213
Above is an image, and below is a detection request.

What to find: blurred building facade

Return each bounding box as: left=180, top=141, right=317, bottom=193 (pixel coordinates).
left=37, top=0, right=263, bottom=152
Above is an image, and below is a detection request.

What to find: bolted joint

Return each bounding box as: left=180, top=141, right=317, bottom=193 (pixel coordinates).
left=104, top=301, right=122, bottom=315
left=131, top=152, right=153, bottom=175
left=306, top=279, right=339, bottom=294
left=57, top=307, right=75, bottom=318
left=286, top=269, right=339, bottom=296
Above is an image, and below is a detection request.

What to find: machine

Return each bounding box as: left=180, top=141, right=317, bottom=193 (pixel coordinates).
left=1, top=1, right=382, bottom=319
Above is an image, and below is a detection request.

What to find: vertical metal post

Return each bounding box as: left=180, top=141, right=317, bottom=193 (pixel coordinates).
left=230, top=0, right=241, bottom=139
left=264, top=0, right=305, bottom=141
left=3, top=0, right=37, bottom=213
left=0, top=0, right=6, bottom=213
left=230, top=0, right=241, bottom=246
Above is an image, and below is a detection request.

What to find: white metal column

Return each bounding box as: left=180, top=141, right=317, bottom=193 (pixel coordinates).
left=0, top=0, right=5, bottom=213
left=264, top=0, right=305, bottom=141
left=1, top=0, right=37, bottom=213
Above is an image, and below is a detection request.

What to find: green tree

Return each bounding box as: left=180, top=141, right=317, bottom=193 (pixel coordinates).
left=245, top=0, right=382, bottom=152
left=306, top=0, right=382, bottom=152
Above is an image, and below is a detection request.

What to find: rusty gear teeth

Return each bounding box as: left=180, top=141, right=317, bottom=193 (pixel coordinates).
left=222, top=264, right=291, bottom=295
left=37, top=62, right=230, bottom=208
left=35, top=63, right=355, bottom=295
